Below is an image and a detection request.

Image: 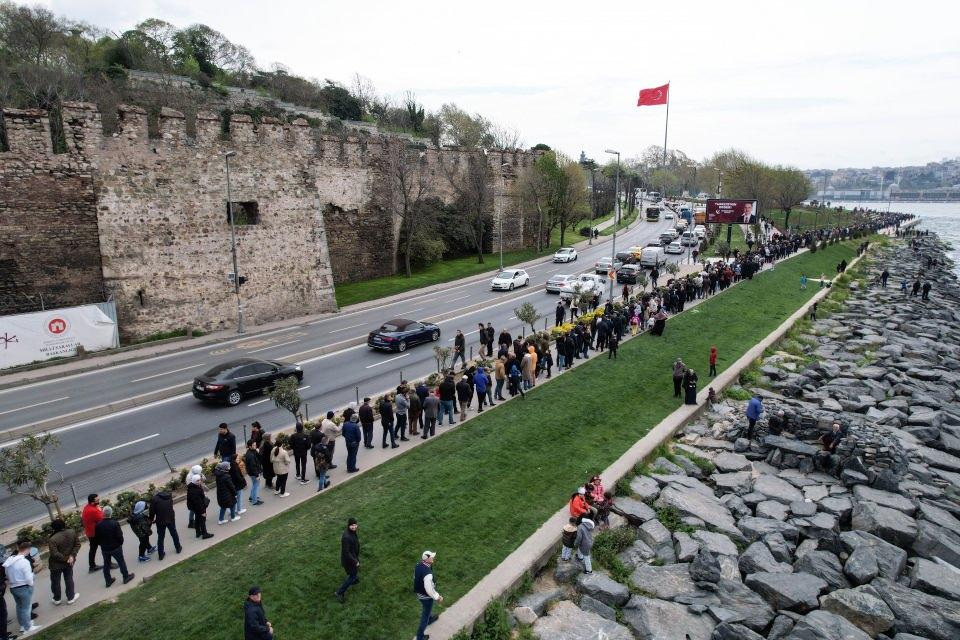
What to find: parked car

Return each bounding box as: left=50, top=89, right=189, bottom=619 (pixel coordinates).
left=616, top=264, right=642, bottom=284
left=491, top=269, right=530, bottom=291
left=559, top=273, right=606, bottom=301
left=553, top=247, right=578, bottom=263
left=640, top=246, right=666, bottom=268
left=595, top=256, right=622, bottom=274
left=546, top=273, right=576, bottom=293
left=368, top=318, right=440, bottom=352
left=681, top=231, right=698, bottom=246
left=615, top=251, right=636, bottom=265
left=694, top=225, right=707, bottom=239
left=665, top=240, right=684, bottom=255
left=193, top=358, right=303, bottom=407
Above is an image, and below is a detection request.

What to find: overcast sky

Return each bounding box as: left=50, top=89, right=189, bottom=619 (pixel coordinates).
left=35, top=0, right=960, bottom=170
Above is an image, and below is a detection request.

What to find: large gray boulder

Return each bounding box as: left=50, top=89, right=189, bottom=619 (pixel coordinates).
left=818, top=496, right=854, bottom=521
left=754, top=474, right=805, bottom=504
left=617, top=538, right=656, bottom=570
left=621, top=595, right=716, bottom=640
left=912, top=518, right=960, bottom=568
left=757, top=500, right=791, bottom=521
left=839, top=530, right=907, bottom=579
left=793, top=550, right=850, bottom=590
left=739, top=541, right=793, bottom=575
left=579, top=594, right=617, bottom=621
left=714, top=578, right=775, bottom=631
left=784, top=609, right=873, bottom=640
left=713, top=451, right=751, bottom=472
left=575, top=571, right=630, bottom=607
left=630, top=563, right=697, bottom=600
left=638, top=518, right=677, bottom=564
left=656, top=484, right=740, bottom=538
left=744, top=571, right=829, bottom=612
left=531, top=600, right=634, bottom=640
left=852, top=485, right=917, bottom=515
left=850, top=501, right=918, bottom=547
left=819, top=587, right=895, bottom=636
left=711, top=622, right=765, bottom=640
left=615, top=497, right=657, bottom=525
left=911, top=557, right=960, bottom=601
left=630, top=475, right=661, bottom=501
left=738, top=516, right=800, bottom=543
left=843, top=545, right=879, bottom=585
left=690, top=547, right=721, bottom=583
left=517, top=586, right=563, bottom=616
left=712, top=471, right=752, bottom=493
left=868, top=578, right=960, bottom=640
left=674, top=531, right=699, bottom=562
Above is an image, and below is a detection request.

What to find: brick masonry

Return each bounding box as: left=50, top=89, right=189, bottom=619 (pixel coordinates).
left=0, top=102, right=536, bottom=339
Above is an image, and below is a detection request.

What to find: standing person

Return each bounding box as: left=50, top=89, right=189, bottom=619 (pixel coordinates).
left=81, top=494, right=105, bottom=573
left=498, top=328, right=513, bottom=355
left=187, top=472, right=214, bottom=540
left=452, top=330, right=466, bottom=370
left=359, top=397, right=375, bottom=449
left=408, top=388, right=422, bottom=437
left=922, top=280, right=932, bottom=300
left=574, top=518, right=596, bottom=574
left=413, top=551, right=443, bottom=640
left=334, top=518, right=360, bottom=603
left=485, top=323, right=495, bottom=357
left=809, top=302, right=818, bottom=321
left=745, top=394, right=764, bottom=440
left=508, top=359, right=525, bottom=399
left=244, top=586, right=273, bottom=640
left=880, top=268, right=889, bottom=288
left=149, top=488, right=182, bottom=561
left=380, top=395, right=397, bottom=448
left=321, top=411, right=343, bottom=469
left=289, top=423, right=311, bottom=485
left=684, top=369, right=699, bottom=405
left=3, top=541, right=41, bottom=635
left=215, top=461, right=240, bottom=522
left=342, top=413, right=362, bottom=474
left=249, top=421, right=264, bottom=446
left=214, top=423, right=237, bottom=462
left=494, top=356, right=507, bottom=401
left=395, top=386, right=410, bottom=441
left=672, top=359, right=686, bottom=398
left=473, top=367, right=488, bottom=413
left=259, top=434, right=275, bottom=490
left=608, top=332, right=619, bottom=359
left=456, top=375, right=472, bottom=422
left=244, top=440, right=264, bottom=506
left=47, top=518, right=80, bottom=606
left=555, top=300, right=565, bottom=327
left=476, top=322, right=487, bottom=358
left=422, top=391, right=439, bottom=439
left=312, top=434, right=331, bottom=491
left=270, top=442, right=291, bottom=498
left=438, top=373, right=457, bottom=426
left=709, top=346, right=718, bottom=377
left=95, top=507, right=134, bottom=587
left=129, top=501, right=154, bottom=562
left=230, top=455, right=248, bottom=514
left=800, top=273, right=807, bottom=290
left=560, top=517, right=578, bottom=562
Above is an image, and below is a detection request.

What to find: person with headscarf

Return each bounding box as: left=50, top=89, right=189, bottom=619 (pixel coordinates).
left=128, top=500, right=154, bottom=563
left=650, top=309, right=668, bottom=336
left=187, top=469, right=214, bottom=540
left=684, top=368, right=699, bottom=405
left=215, top=460, right=240, bottom=524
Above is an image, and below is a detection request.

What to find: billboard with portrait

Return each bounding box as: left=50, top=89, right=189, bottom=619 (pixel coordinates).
left=706, top=199, right=758, bottom=224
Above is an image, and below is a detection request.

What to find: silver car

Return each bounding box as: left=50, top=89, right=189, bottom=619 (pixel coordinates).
left=546, top=273, right=576, bottom=293
left=553, top=247, right=578, bottom=263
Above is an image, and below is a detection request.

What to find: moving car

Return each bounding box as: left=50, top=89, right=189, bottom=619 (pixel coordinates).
left=491, top=269, right=530, bottom=291
left=368, top=318, right=440, bottom=352
left=546, top=273, right=576, bottom=293
left=553, top=247, right=578, bottom=263
left=664, top=211, right=674, bottom=220
left=193, top=358, right=303, bottom=407
left=640, top=246, right=666, bottom=268
left=616, top=264, right=642, bottom=284
left=681, top=231, right=699, bottom=246
left=595, top=256, right=622, bottom=274
left=665, top=240, right=684, bottom=255
left=559, top=273, right=606, bottom=301
left=659, top=229, right=678, bottom=245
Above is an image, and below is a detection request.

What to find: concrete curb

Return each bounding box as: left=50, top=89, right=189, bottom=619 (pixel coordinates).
left=425, top=233, right=886, bottom=639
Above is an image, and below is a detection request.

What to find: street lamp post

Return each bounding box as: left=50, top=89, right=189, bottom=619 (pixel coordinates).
left=224, top=151, right=244, bottom=334
left=589, top=167, right=597, bottom=245
left=604, top=149, right=620, bottom=300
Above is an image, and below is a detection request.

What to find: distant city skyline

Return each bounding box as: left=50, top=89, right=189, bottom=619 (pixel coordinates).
left=32, top=0, right=960, bottom=169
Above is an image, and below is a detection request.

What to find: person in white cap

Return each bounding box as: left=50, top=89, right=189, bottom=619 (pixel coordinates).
left=413, top=551, right=442, bottom=640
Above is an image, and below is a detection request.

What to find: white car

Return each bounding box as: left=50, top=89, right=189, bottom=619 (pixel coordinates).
left=546, top=273, right=576, bottom=293
left=491, top=269, right=530, bottom=291
left=595, top=256, right=622, bottom=274
left=694, top=225, right=707, bottom=239
left=664, top=211, right=674, bottom=220
left=553, top=247, right=578, bottom=263
left=665, top=240, right=684, bottom=255
left=680, top=231, right=698, bottom=246
left=559, top=273, right=606, bottom=301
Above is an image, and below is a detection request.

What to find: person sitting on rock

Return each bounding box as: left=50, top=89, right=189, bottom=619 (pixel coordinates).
left=767, top=410, right=788, bottom=435
left=819, top=422, right=843, bottom=453
left=569, top=488, right=590, bottom=520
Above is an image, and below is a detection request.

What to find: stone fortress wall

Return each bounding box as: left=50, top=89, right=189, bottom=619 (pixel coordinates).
left=0, top=102, right=537, bottom=339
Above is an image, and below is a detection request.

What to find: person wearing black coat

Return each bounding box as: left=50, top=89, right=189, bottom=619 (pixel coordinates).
left=229, top=456, right=248, bottom=515
left=289, top=424, right=311, bottom=484
left=358, top=398, right=375, bottom=449
left=214, top=423, right=236, bottom=461
left=259, top=434, right=275, bottom=489
left=94, top=506, right=134, bottom=587
left=379, top=396, right=396, bottom=448
left=215, top=461, right=239, bottom=524
left=244, top=587, right=273, bottom=640
left=244, top=439, right=264, bottom=506
left=149, top=490, right=182, bottom=560
left=334, top=518, right=360, bottom=603
left=186, top=478, right=214, bottom=540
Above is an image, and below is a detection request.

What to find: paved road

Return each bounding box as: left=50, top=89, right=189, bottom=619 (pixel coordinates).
left=0, top=205, right=690, bottom=526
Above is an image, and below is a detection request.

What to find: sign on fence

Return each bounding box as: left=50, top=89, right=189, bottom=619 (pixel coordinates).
left=0, top=303, right=119, bottom=369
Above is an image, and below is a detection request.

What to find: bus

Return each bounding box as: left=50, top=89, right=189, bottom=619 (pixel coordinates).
left=645, top=206, right=661, bottom=222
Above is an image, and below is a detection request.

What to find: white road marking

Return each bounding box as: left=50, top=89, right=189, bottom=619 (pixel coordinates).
left=403, top=307, right=425, bottom=314
left=0, top=397, right=70, bottom=417
left=447, top=329, right=480, bottom=341
left=247, top=339, right=301, bottom=354
left=328, top=322, right=366, bottom=334
left=65, top=433, right=160, bottom=465
left=248, top=385, right=310, bottom=406
left=286, top=343, right=367, bottom=365
left=447, top=295, right=470, bottom=302
left=129, top=364, right=205, bottom=383
left=365, top=353, right=410, bottom=369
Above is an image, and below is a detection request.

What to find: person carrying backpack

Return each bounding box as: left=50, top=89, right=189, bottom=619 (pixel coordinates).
left=312, top=437, right=331, bottom=492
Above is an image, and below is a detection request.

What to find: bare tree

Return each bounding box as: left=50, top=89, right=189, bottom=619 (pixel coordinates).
left=772, top=167, right=813, bottom=230
left=441, top=151, right=493, bottom=263
left=395, top=145, right=431, bottom=277
left=489, top=122, right=523, bottom=150
left=514, top=161, right=550, bottom=252
left=439, top=102, right=491, bottom=148
left=0, top=433, right=65, bottom=521
left=350, top=73, right=378, bottom=115
left=0, top=3, right=67, bottom=65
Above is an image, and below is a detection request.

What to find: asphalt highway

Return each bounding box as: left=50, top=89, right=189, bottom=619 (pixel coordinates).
left=0, top=207, right=690, bottom=526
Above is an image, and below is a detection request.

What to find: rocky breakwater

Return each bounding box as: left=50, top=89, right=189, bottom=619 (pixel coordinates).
left=512, top=236, right=960, bottom=639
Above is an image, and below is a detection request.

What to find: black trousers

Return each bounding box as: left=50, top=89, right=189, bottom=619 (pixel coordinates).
left=50, top=565, right=75, bottom=602
left=193, top=512, right=210, bottom=537
left=362, top=423, right=374, bottom=447
left=673, top=377, right=683, bottom=397
left=294, top=452, right=308, bottom=479
left=709, top=363, right=717, bottom=376
left=87, top=534, right=101, bottom=570
left=423, top=417, right=437, bottom=438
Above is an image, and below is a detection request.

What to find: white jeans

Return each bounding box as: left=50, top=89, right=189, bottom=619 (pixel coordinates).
left=561, top=545, right=572, bottom=561
left=577, top=552, right=593, bottom=572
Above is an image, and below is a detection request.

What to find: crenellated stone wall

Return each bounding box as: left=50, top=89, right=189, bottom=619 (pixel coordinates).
left=0, top=102, right=537, bottom=339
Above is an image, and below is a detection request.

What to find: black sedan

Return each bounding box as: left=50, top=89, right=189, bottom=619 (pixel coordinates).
left=368, top=318, right=440, bottom=352
left=192, top=358, right=303, bottom=406
left=616, top=264, right=642, bottom=284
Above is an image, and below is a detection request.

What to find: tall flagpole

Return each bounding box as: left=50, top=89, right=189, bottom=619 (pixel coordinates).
left=662, top=81, right=670, bottom=168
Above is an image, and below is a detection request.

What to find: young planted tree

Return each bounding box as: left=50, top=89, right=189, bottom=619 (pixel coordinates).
left=433, top=345, right=451, bottom=372
left=514, top=302, right=542, bottom=334
left=635, top=271, right=649, bottom=292
left=0, top=433, right=64, bottom=520
left=665, top=262, right=681, bottom=276
left=269, top=376, right=302, bottom=421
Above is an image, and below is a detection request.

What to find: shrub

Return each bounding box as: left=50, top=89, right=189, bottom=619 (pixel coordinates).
left=656, top=505, right=695, bottom=533
left=725, top=385, right=752, bottom=401
left=593, top=526, right=637, bottom=570
left=470, top=600, right=511, bottom=640
left=579, top=226, right=592, bottom=237
left=614, top=477, right=633, bottom=497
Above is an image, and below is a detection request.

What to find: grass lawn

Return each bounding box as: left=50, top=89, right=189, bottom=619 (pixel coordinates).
left=600, top=208, right=639, bottom=236
left=766, top=207, right=861, bottom=233
left=40, top=240, right=862, bottom=640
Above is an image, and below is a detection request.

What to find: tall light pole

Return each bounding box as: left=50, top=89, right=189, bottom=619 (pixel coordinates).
left=604, top=149, right=620, bottom=299
left=224, top=151, right=244, bottom=334
left=589, top=166, right=597, bottom=245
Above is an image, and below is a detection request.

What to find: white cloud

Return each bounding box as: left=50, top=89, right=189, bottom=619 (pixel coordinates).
left=37, top=0, right=960, bottom=168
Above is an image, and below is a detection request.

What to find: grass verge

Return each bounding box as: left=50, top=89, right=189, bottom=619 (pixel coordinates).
left=38, top=240, right=862, bottom=640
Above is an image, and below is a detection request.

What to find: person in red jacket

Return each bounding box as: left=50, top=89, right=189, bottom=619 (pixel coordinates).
left=81, top=493, right=104, bottom=572
left=568, top=488, right=590, bottom=520
left=709, top=346, right=718, bottom=377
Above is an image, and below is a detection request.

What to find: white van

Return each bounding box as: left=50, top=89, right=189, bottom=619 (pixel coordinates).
left=640, top=246, right=665, bottom=268
left=681, top=231, right=698, bottom=246
left=693, top=225, right=707, bottom=239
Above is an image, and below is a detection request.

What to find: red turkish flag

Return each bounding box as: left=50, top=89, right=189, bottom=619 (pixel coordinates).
left=637, top=83, right=669, bottom=106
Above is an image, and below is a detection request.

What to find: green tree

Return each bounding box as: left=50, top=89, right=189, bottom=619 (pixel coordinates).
left=269, top=376, right=302, bottom=419
left=514, top=302, right=541, bottom=334
left=0, top=433, right=64, bottom=520
left=318, top=80, right=362, bottom=120
left=771, top=166, right=812, bottom=229
left=439, top=102, right=491, bottom=148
